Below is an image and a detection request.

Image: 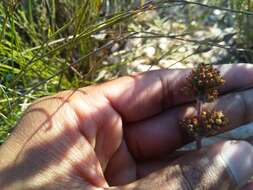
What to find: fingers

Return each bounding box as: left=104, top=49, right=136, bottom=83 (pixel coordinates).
left=111, top=141, right=253, bottom=190
left=101, top=64, right=253, bottom=122
left=125, top=88, right=253, bottom=160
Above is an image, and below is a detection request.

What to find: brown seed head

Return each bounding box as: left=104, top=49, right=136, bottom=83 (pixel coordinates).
left=180, top=110, right=228, bottom=137
left=184, top=63, right=225, bottom=102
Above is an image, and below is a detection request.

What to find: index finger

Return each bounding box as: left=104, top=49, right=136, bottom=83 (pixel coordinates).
left=102, top=64, right=253, bottom=122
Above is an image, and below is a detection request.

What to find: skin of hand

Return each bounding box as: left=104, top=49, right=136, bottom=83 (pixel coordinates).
left=0, top=64, right=253, bottom=190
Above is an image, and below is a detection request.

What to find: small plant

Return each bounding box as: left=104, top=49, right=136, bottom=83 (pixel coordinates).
left=180, top=63, right=229, bottom=149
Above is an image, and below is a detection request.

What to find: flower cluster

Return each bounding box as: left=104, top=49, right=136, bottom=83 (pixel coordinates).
left=181, top=111, right=229, bottom=137
left=180, top=63, right=228, bottom=148
left=185, top=63, right=225, bottom=102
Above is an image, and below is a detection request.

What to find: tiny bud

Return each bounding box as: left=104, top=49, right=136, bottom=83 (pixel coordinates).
left=215, top=118, right=223, bottom=125
left=220, top=79, right=225, bottom=85
left=201, top=111, right=207, bottom=118
left=216, top=111, right=224, bottom=119
left=207, top=95, right=215, bottom=102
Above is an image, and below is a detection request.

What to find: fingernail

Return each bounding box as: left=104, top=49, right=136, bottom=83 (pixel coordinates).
left=219, top=141, right=253, bottom=187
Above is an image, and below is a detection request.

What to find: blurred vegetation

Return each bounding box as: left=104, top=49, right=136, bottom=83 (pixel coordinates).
left=213, top=0, right=253, bottom=61
left=0, top=0, right=253, bottom=144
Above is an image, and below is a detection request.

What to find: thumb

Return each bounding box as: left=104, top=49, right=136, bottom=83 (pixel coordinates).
left=110, top=141, right=253, bottom=190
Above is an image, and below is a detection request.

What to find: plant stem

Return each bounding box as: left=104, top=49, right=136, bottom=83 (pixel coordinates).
left=196, top=98, right=202, bottom=118
left=196, top=136, right=202, bottom=149
left=196, top=97, right=203, bottom=149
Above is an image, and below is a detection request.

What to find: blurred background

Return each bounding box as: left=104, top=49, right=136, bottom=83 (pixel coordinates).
left=0, top=0, right=253, bottom=144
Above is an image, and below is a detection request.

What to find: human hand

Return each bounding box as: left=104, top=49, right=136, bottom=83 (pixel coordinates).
left=0, top=64, right=253, bottom=190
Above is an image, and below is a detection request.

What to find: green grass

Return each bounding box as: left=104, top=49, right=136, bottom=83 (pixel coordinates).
left=0, top=0, right=144, bottom=143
